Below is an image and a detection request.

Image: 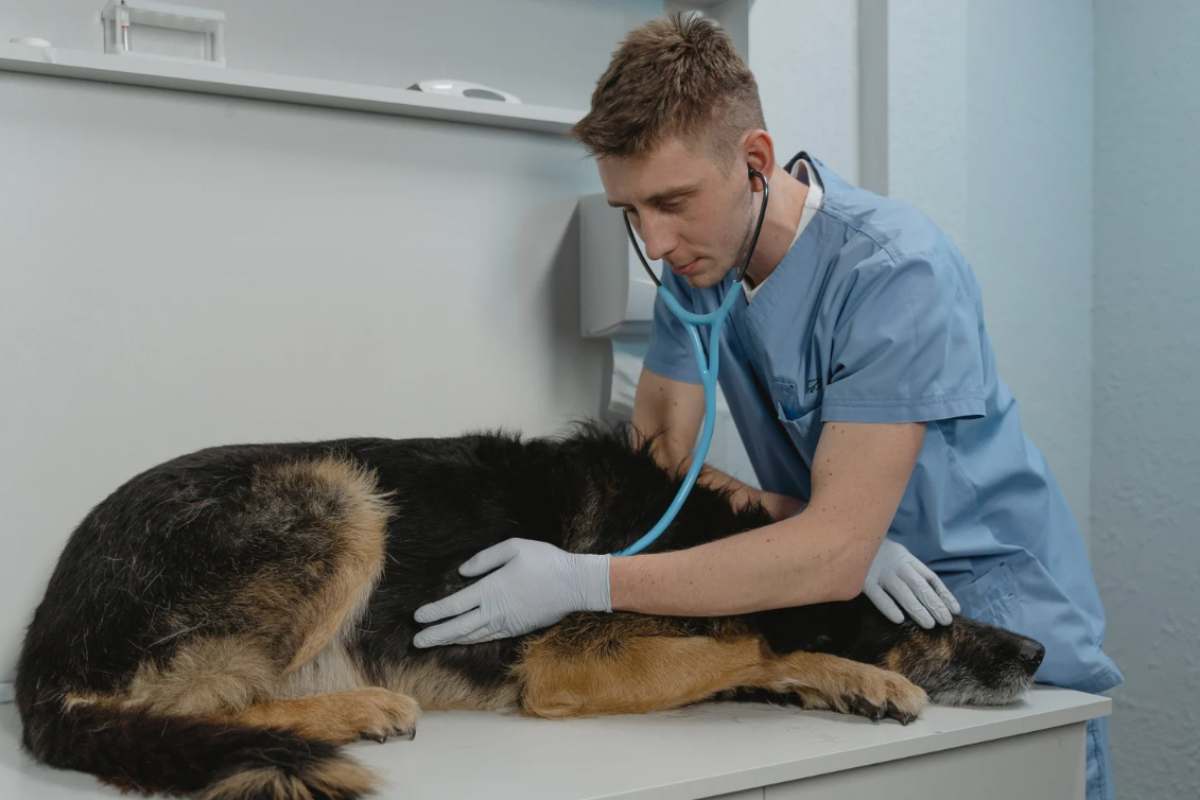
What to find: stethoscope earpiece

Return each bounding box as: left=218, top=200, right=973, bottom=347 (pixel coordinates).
left=748, top=166, right=766, bottom=191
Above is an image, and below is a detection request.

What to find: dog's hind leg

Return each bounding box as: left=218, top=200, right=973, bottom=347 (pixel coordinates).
left=119, top=456, right=421, bottom=743
left=514, top=614, right=927, bottom=723
left=33, top=455, right=418, bottom=800
left=216, top=456, right=425, bottom=743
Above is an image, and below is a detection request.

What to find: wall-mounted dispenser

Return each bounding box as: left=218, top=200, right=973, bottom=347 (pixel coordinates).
left=578, top=192, right=659, bottom=339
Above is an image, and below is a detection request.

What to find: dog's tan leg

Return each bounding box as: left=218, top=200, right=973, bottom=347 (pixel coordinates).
left=225, top=687, right=420, bottom=744
left=515, top=631, right=927, bottom=722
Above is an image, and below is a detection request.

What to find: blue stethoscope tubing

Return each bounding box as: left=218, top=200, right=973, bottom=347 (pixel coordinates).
left=615, top=167, right=770, bottom=557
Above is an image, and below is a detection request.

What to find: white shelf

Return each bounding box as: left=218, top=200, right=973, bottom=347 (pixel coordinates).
left=0, top=44, right=585, bottom=135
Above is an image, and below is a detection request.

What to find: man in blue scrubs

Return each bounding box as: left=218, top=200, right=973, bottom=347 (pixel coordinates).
left=413, top=14, right=1119, bottom=798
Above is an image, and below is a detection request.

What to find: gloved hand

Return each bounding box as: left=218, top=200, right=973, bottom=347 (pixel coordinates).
left=412, top=538, right=611, bottom=647
left=863, top=538, right=960, bottom=629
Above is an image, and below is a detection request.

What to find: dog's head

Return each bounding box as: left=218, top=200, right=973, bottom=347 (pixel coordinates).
left=754, top=597, right=1045, bottom=706
left=882, top=614, right=1045, bottom=706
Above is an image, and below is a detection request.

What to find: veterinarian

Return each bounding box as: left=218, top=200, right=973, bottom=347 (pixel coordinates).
left=413, top=14, right=1120, bottom=798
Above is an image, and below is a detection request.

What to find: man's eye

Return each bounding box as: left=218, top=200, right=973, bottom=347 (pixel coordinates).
left=659, top=202, right=683, bottom=213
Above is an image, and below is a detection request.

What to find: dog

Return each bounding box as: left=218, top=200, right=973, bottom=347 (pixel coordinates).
left=15, top=421, right=1045, bottom=799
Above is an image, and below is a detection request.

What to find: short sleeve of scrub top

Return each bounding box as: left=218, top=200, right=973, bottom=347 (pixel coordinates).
left=821, top=248, right=988, bottom=424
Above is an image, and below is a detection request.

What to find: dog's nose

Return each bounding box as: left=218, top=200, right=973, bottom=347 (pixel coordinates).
left=1019, top=638, right=1045, bottom=674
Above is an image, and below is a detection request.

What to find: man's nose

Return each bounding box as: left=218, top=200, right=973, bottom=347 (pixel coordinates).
left=637, top=213, right=677, bottom=263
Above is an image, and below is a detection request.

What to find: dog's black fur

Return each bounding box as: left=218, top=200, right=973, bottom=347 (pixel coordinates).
left=16, top=421, right=1044, bottom=798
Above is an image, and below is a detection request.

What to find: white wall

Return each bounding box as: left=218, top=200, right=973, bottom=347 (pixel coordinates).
left=1093, top=2, right=1200, bottom=796
left=750, top=0, right=860, bottom=182
left=0, top=0, right=662, bottom=686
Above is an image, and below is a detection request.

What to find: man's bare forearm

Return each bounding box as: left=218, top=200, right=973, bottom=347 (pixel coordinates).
left=608, top=506, right=873, bottom=616
left=614, top=420, right=923, bottom=620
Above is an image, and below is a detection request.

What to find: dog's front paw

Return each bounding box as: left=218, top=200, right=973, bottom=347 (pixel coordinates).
left=345, top=687, right=421, bottom=743
left=836, top=669, right=927, bottom=724
left=769, top=652, right=929, bottom=724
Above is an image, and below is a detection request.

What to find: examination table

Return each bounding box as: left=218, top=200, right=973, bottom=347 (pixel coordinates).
left=0, top=686, right=1108, bottom=799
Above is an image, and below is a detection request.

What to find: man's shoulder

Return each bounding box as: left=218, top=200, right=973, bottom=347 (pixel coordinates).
left=814, top=203, right=979, bottom=322
left=802, top=158, right=952, bottom=265
left=823, top=192, right=952, bottom=267
left=807, top=175, right=973, bottom=304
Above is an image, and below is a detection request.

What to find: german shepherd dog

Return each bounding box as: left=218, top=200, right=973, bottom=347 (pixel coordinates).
left=16, top=422, right=1045, bottom=799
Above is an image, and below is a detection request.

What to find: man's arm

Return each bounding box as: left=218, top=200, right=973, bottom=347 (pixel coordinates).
left=631, top=368, right=801, bottom=519
left=411, top=377, right=937, bottom=647
left=610, top=419, right=927, bottom=616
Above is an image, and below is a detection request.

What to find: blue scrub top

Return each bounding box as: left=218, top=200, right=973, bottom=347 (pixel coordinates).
left=643, top=153, right=1122, bottom=693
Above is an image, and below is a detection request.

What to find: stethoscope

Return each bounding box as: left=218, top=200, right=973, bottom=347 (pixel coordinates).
left=614, top=167, right=770, bottom=556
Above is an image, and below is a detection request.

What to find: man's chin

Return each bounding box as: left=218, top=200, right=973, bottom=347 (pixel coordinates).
left=682, top=267, right=731, bottom=289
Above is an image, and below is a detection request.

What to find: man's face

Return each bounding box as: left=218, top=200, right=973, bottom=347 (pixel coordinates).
left=598, top=136, right=754, bottom=289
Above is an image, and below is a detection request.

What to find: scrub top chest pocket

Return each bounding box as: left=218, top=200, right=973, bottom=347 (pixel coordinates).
left=771, top=377, right=823, bottom=459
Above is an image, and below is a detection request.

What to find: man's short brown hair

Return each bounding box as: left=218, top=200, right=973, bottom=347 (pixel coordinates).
left=572, top=12, right=766, bottom=168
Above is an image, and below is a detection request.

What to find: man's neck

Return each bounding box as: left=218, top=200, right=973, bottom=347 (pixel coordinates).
left=741, top=164, right=809, bottom=288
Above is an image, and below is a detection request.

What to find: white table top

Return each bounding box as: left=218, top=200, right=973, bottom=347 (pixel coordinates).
left=0, top=687, right=1109, bottom=800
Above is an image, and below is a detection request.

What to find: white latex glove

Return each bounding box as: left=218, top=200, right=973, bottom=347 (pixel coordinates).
left=863, top=538, right=960, bottom=628
left=412, top=538, right=611, bottom=647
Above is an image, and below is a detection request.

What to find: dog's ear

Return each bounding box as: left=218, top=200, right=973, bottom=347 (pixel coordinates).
left=625, top=420, right=660, bottom=452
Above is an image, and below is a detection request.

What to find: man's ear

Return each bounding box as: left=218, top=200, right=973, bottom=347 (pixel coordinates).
left=742, top=128, right=776, bottom=187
